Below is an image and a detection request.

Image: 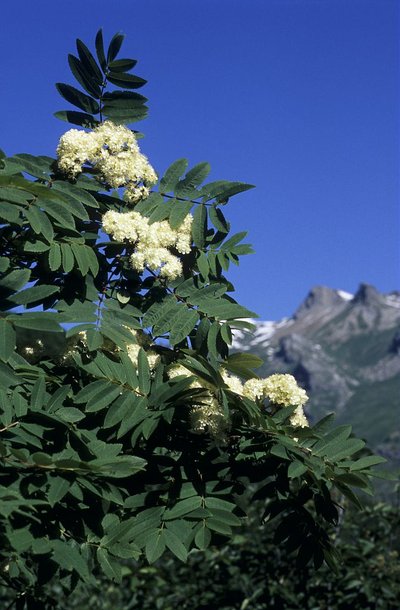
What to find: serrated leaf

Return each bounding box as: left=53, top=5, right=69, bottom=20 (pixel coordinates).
left=169, top=309, right=199, bottom=346
left=169, top=199, right=193, bottom=229
left=49, top=243, right=62, bottom=271
left=164, top=528, right=188, bottom=562
left=39, top=198, right=75, bottom=229
left=56, top=83, right=100, bottom=114
left=107, top=72, right=147, bottom=90
left=160, top=158, right=188, bottom=193
left=61, top=243, right=75, bottom=273
left=0, top=319, right=15, bottom=361
left=349, top=455, right=387, bottom=471
left=145, top=530, right=166, bottom=564
left=209, top=205, right=230, bottom=233
left=97, top=547, right=121, bottom=582
left=25, top=206, right=54, bottom=242
left=12, top=284, right=59, bottom=306
left=48, top=477, right=71, bottom=507
left=107, top=32, right=125, bottom=62
left=138, top=348, right=150, bottom=394
left=68, top=54, right=102, bottom=97
left=95, top=29, right=107, bottom=70
left=9, top=314, right=62, bottom=332
left=76, top=38, right=104, bottom=84
left=108, top=58, right=137, bottom=72
left=175, top=162, right=210, bottom=197
left=1, top=268, right=30, bottom=291
left=54, top=110, right=98, bottom=128
left=288, top=461, right=308, bottom=479
left=195, top=524, right=211, bottom=550
left=164, top=496, right=202, bottom=520
left=192, top=204, right=207, bottom=249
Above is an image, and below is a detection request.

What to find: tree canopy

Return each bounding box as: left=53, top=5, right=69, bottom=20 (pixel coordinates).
left=0, top=30, right=386, bottom=609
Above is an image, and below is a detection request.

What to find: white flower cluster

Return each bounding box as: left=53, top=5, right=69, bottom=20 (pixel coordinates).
left=168, top=364, right=228, bottom=439
left=221, top=370, right=309, bottom=429
left=167, top=366, right=309, bottom=434
left=57, top=121, right=157, bottom=200
left=244, top=373, right=309, bottom=428
left=102, top=210, right=193, bottom=280
left=125, top=329, right=160, bottom=371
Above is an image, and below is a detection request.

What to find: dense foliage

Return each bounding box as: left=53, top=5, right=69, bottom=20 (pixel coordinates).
left=16, top=495, right=396, bottom=610
left=0, top=31, right=387, bottom=608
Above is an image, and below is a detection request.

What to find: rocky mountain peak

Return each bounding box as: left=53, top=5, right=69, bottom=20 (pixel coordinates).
left=353, top=283, right=383, bottom=306
left=294, top=285, right=345, bottom=320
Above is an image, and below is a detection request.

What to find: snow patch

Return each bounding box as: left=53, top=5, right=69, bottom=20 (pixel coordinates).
left=385, top=294, right=400, bottom=309
left=337, top=290, right=353, bottom=301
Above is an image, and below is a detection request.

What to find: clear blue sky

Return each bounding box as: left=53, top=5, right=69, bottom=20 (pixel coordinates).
left=1, top=0, right=398, bottom=320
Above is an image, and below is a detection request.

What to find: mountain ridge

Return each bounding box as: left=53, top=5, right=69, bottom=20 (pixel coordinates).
left=233, top=283, right=400, bottom=461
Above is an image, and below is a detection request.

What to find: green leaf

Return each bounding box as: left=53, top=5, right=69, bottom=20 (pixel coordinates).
left=0, top=362, right=20, bottom=387
left=169, top=199, right=193, bottom=229
left=38, top=198, right=76, bottom=229
left=175, top=162, right=211, bottom=197
left=107, top=32, right=125, bottom=62
left=195, top=524, right=211, bottom=550
left=192, top=203, right=207, bottom=249
left=107, top=72, right=147, bottom=90
left=169, top=309, right=199, bottom=346
left=86, top=384, right=122, bottom=413
left=160, top=158, right=188, bottom=193
left=163, top=496, right=202, bottom=520
left=31, top=376, right=46, bottom=410
left=55, top=407, right=85, bottom=423
left=201, top=180, right=255, bottom=202
left=145, top=530, right=166, bottom=564
left=0, top=201, right=21, bottom=222
left=76, top=38, right=104, bottom=84
left=95, top=29, right=107, bottom=70
left=25, top=206, right=54, bottom=242
left=61, top=244, right=75, bottom=273
left=49, top=243, right=62, bottom=271
left=24, top=240, right=50, bottom=253
left=68, top=53, right=102, bottom=97
left=56, top=83, right=100, bottom=114
left=48, top=477, right=71, bottom=506
left=196, top=251, right=209, bottom=279
left=206, top=518, right=232, bottom=536
left=54, top=110, right=98, bottom=128
left=138, top=348, right=151, bottom=394
left=11, top=284, right=59, bottom=306
left=164, top=528, right=188, bottom=562
left=104, top=392, right=134, bottom=429
left=9, top=314, right=62, bottom=332
left=0, top=268, right=30, bottom=291
left=97, top=547, right=122, bottom=582
left=288, top=461, right=308, bottom=479
left=47, top=386, right=71, bottom=412
left=198, top=300, right=257, bottom=321
left=0, top=318, right=15, bottom=361
left=349, top=455, right=387, bottom=471
left=108, top=58, right=137, bottom=72
left=209, top=205, right=230, bottom=233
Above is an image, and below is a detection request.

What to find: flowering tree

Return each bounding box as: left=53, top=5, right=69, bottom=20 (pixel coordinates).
left=0, top=31, right=385, bottom=609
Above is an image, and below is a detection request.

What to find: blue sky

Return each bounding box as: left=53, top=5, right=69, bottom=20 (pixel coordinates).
left=1, top=0, right=398, bottom=320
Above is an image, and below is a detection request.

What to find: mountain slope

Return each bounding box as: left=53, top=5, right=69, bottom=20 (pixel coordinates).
left=233, top=283, right=400, bottom=459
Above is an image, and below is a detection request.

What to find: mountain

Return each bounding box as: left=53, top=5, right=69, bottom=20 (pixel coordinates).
left=233, top=283, right=400, bottom=463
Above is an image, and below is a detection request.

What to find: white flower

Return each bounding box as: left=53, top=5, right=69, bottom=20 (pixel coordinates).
left=289, top=405, right=309, bottom=428
left=102, top=209, right=193, bottom=280
left=221, top=368, right=243, bottom=395
left=57, top=121, right=157, bottom=190
left=263, top=374, right=308, bottom=408
left=243, top=378, right=266, bottom=401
